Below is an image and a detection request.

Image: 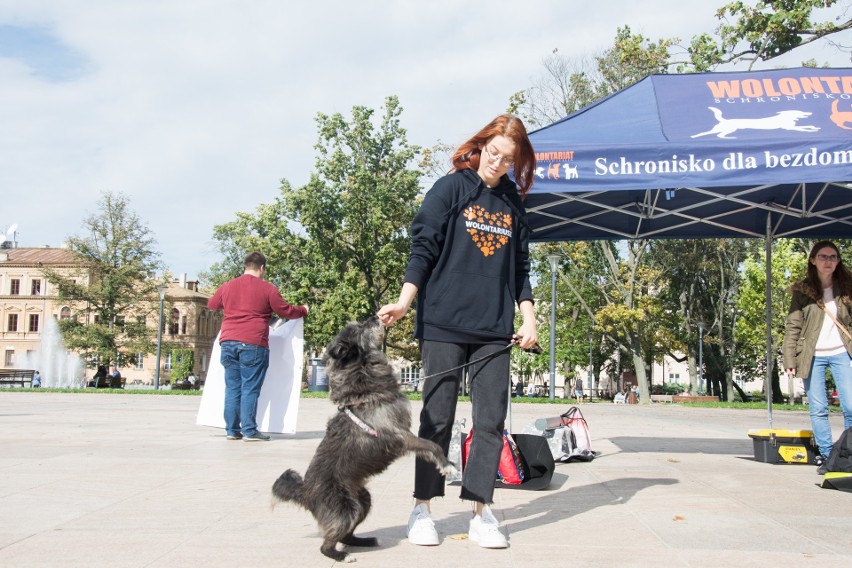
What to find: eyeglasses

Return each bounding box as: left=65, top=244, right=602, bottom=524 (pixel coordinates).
left=483, top=145, right=514, bottom=168
left=816, top=254, right=839, bottom=262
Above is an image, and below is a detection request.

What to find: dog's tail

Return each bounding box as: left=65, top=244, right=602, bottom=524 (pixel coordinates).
left=272, top=469, right=306, bottom=506
left=707, top=106, right=723, bottom=120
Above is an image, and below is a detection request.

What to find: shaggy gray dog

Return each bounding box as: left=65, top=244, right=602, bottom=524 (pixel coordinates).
left=272, top=316, right=457, bottom=562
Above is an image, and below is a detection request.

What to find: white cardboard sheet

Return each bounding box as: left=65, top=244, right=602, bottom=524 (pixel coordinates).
left=196, top=318, right=303, bottom=434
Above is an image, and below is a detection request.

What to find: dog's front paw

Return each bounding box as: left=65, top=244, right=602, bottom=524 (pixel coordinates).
left=440, top=463, right=459, bottom=478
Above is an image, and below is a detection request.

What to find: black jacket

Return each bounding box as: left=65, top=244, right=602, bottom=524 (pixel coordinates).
left=404, top=169, right=533, bottom=343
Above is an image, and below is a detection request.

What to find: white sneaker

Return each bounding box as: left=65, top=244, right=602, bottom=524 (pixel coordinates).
left=469, top=506, right=508, bottom=548
left=407, top=503, right=439, bottom=546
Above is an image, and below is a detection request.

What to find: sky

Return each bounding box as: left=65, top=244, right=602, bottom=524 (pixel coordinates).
left=1, top=0, right=849, bottom=280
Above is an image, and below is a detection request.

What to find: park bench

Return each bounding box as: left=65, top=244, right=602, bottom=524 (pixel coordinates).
left=672, top=395, right=719, bottom=403
left=88, top=375, right=126, bottom=389
left=650, top=394, right=674, bottom=403
left=0, top=369, right=35, bottom=388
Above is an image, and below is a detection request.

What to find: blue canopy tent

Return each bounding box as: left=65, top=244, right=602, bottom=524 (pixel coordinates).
left=525, top=67, right=852, bottom=425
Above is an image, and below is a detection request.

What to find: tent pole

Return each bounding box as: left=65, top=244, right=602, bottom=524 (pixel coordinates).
left=766, top=214, right=774, bottom=429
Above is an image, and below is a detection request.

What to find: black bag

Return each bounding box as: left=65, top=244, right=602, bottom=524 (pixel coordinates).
left=825, top=426, right=852, bottom=473
left=498, top=434, right=555, bottom=491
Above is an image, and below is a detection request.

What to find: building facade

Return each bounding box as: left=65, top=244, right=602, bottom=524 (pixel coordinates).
left=0, top=246, right=221, bottom=386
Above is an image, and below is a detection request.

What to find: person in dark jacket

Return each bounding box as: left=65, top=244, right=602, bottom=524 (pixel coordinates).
left=378, top=114, right=538, bottom=550
left=784, top=240, right=852, bottom=474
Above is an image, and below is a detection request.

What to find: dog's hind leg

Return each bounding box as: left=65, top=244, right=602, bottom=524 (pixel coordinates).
left=318, top=483, right=369, bottom=562
left=320, top=540, right=351, bottom=563
left=340, top=487, right=378, bottom=548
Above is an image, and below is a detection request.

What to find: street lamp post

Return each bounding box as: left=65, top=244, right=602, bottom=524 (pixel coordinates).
left=588, top=335, right=593, bottom=402
left=155, top=285, right=167, bottom=390
left=547, top=254, right=561, bottom=401
left=698, top=322, right=704, bottom=394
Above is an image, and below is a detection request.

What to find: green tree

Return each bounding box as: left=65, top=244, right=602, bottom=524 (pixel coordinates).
left=649, top=239, right=754, bottom=401
left=42, top=192, right=164, bottom=368
left=695, top=0, right=852, bottom=70
left=169, top=348, right=194, bottom=382
left=735, top=239, right=804, bottom=402
left=208, top=96, right=422, bottom=356
left=510, top=2, right=849, bottom=127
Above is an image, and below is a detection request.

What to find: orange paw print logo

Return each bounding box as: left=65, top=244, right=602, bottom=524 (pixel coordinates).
left=464, top=206, right=512, bottom=257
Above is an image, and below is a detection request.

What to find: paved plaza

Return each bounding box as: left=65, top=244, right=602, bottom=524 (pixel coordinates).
left=0, top=392, right=850, bottom=567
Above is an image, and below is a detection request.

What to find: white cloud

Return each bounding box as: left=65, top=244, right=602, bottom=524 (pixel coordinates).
left=0, top=0, right=848, bottom=277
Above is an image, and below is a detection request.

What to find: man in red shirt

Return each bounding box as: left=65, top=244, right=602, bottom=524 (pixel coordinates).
left=207, top=251, right=309, bottom=441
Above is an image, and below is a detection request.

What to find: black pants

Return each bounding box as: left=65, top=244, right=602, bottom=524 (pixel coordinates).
left=414, top=340, right=510, bottom=504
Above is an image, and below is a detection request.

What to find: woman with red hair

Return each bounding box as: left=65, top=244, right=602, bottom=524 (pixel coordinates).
left=379, top=114, right=538, bottom=549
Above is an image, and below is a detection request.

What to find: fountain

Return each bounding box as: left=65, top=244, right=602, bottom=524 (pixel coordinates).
left=19, top=317, right=85, bottom=388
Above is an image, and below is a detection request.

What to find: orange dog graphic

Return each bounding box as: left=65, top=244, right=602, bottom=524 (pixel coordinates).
left=830, top=100, right=852, bottom=130
left=546, top=163, right=560, bottom=180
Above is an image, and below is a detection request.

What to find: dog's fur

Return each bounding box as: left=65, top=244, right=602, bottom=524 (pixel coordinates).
left=691, top=107, right=820, bottom=139
left=272, top=316, right=457, bottom=562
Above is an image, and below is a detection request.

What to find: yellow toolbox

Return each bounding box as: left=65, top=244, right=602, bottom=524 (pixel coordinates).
left=747, top=429, right=816, bottom=464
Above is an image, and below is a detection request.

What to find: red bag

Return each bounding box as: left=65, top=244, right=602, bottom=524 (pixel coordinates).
left=461, top=429, right=529, bottom=484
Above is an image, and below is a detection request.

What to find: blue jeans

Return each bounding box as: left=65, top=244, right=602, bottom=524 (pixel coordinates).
left=804, top=352, right=852, bottom=457
left=415, top=341, right=510, bottom=504
left=220, top=341, right=270, bottom=437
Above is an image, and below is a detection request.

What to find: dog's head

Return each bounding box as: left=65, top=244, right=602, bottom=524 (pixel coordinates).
left=322, top=316, right=387, bottom=395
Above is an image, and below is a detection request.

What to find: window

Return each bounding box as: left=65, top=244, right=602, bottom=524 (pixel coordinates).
left=201, top=352, right=207, bottom=372
left=169, top=308, right=180, bottom=335
left=60, top=307, right=72, bottom=320
left=181, top=316, right=187, bottom=335
left=400, top=366, right=422, bottom=384
left=29, top=314, right=39, bottom=332
left=134, top=353, right=144, bottom=370
left=10, top=279, right=20, bottom=295
left=31, top=279, right=41, bottom=295
left=7, top=314, right=18, bottom=332
left=164, top=353, right=172, bottom=371
left=4, top=350, right=13, bottom=366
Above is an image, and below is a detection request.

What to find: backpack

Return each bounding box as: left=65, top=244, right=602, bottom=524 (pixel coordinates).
left=825, top=426, right=852, bottom=473
left=524, top=406, right=597, bottom=462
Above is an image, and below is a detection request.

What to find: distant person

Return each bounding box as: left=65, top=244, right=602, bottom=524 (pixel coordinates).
left=613, top=389, right=626, bottom=404
left=208, top=251, right=309, bottom=442
left=187, top=373, right=197, bottom=387
left=108, top=366, right=122, bottom=387
left=783, top=240, right=852, bottom=475
left=515, top=380, right=524, bottom=398
left=32, top=370, right=41, bottom=388
left=89, top=365, right=107, bottom=388
left=574, top=377, right=584, bottom=402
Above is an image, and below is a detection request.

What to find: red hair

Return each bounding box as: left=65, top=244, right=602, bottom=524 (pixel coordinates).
left=450, top=114, right=536, bottom=198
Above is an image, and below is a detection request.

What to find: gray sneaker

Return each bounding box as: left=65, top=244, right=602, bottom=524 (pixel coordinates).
left=815, top=454, right=828, bottom=475
left=407, top=503, right=439, bottom=546
left=226, top=433, right=243, bottom=440
left=469, top=506, right=507, bottom=548
left=244, top=433, right=270, bottom=441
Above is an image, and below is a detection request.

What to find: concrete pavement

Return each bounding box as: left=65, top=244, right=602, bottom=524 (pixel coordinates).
left=0, top=392, right=850, bottom=567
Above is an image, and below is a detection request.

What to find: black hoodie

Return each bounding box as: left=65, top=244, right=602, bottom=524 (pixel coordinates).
left=404, top=169, right=534, bottom=343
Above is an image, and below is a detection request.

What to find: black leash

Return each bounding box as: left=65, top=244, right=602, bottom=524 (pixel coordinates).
left=419, top=338, right=542, bottom=382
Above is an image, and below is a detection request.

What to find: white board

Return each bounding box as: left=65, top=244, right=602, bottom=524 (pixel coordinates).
left=196, top=318, right=303, bottom=434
